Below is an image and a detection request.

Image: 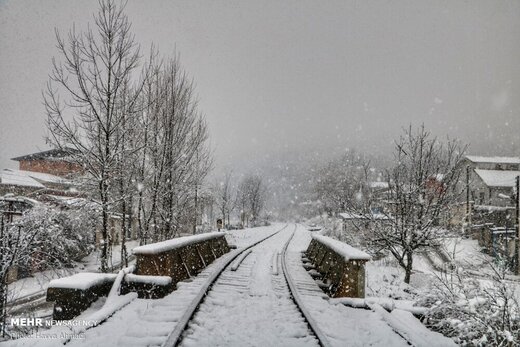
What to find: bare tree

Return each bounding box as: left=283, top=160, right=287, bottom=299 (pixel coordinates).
left=113, top=77, right=146, bottom=267
left=366, top=125, right=466, bottom=283
left=238, top=175, right=267, bottom=227
left=134, top=56, right=211, bottom=241
left=215, top=171, right=235, bottom=227
left=43, top=0, right=144, bottom=272
left=313, top=151, right=372, bottom=214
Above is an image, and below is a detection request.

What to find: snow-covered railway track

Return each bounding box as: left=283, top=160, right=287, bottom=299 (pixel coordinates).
left=7, top=225, right=289, bottom=347
left=280, top=228, right=333, bottom=347
left=160, top=224, right=293, bottom=347
left=6, top=224, right=456, bottom=347
left=168, top=224, right=324, bottom=347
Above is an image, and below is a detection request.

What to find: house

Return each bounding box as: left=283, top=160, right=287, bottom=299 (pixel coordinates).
left=0, top=169, right=46, bottom=196
left=95, top=213, right=139, bottom=246
left=368, top=181, right=389, bottom=192
left=1, top=147, right=82, bottom=197
left=366, top=180, right=391, bottom=214
left=471, top=169, right=519, bottom=206
left=459, top=155, right=520, bottom=207
left=0, top=168, right=76, bottom=197
left=455, top=155, right=519, bottom=266
left=11, top=148, right=82, bottom=177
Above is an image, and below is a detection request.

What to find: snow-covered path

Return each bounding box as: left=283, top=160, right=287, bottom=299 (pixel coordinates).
left=179, top=225, right=319, bottom=347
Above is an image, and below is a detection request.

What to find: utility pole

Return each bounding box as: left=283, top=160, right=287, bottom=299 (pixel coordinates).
left=466, top=165, right=471, bottom=233
left=515, top=175, right=519, bottom=275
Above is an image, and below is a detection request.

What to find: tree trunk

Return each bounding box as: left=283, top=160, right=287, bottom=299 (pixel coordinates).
left=121, top=192, right=128, bottom=269
left=404, top=251, right=413, bottom=284
left=0, top=276, right=6, bottom=337
left=100, top=182, right=109, bottom=273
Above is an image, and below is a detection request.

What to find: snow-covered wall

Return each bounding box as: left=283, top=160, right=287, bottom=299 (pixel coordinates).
left=306, top=235, right=370, bottom=298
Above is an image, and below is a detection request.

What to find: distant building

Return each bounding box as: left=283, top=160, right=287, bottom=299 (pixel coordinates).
left=463, top=155, right=520, bottom=171
left=368, top=181, right=389, bottom=191
left=0, top=168, right=76, bottom=197
left=0, top=148, right=82, bottom=197
left=11, top=148, right=82, bottom=177
left=452, top=155, right=520, bottom=246
left=461, top=155, right=520, bottom=207
left=472, top=169, right=520, bottom=206
left=338, top=211, right=391, bottom=233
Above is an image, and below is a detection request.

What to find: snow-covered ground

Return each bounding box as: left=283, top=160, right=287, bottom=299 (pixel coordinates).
left=7, top=240, right=140, bottom=305
left=3, top=224, right=285, bottom=346
left=441, top=236, right=492, bottom=268
left=4, top=223, right=481, bottom=346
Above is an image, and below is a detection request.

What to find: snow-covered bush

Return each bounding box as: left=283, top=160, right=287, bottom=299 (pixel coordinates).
left=419, top=262, right=520, bottom=346
left=13, top=205, right=96, bottom=270
left=1, top=204, right=96, bottom=335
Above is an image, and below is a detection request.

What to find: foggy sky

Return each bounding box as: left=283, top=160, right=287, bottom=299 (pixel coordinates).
left=1, top=0, right=519, bottom=172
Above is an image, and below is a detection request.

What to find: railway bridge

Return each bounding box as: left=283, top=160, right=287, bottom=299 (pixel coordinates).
left=6, top=224, right=454, bottom=347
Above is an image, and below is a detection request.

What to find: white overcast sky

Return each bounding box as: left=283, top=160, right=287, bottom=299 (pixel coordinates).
left=1, top=0, right=519, bottom=170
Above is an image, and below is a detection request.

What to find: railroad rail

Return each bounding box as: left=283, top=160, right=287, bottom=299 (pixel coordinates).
left=281, top=228, right=333, bottom=347
left=163, top=224, right=332, bottom=347
left=161, top=224, right=291, bottom=346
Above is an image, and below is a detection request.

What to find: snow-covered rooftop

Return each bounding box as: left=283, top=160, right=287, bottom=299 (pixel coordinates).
left=338, top=212, right=366, bottom=220
left=490, top=227, right=516, bottom=235
left=10, top=169, right=70, bottom=184
left=428, top=173, right=445, bottom=181
left=312, top=234, right=371, bottom=261
left=466, top=155, right=520, bottom=164
left=11, top=147, right=77, bottom=162
left=474, top=169, right=520, bottom=188
left=0, top=195, right=39, bottom=205
left=473, top=205, right=514, bottom=212
left=132, top=232, right=224, bottom=255
left=369, top=181, right=389, bottom=189
left=0, top=169, right=45, bottom=188
left=0, top=168, right=70, bottom=188
left=339, top=211, right=391, bottom=221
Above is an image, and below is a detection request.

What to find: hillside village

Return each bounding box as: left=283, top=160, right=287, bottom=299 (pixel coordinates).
left=2, top=148, right=519, bottom=285
left=309, top=153, right=520, bottom=275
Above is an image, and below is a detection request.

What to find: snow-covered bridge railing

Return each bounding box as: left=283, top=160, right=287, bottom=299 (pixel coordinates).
left=132, top=232, right=230, bottom=287
left=303, top=234, right=370, bottom=298
left=46, top=233, right=229, bottom=320
left=47, top=273, right=118, bottom=320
